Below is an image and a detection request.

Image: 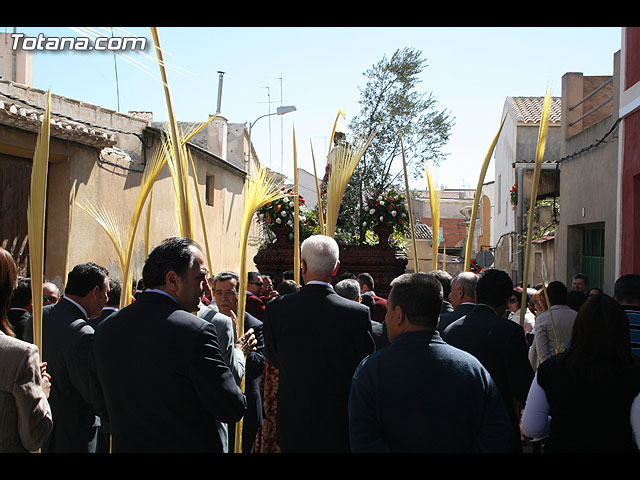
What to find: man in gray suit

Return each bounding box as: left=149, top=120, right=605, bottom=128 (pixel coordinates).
left=198, top=270, right=258, bottom=452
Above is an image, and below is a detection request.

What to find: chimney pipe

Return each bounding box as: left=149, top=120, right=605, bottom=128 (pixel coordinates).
left=216, top=71, right=225, bottom=115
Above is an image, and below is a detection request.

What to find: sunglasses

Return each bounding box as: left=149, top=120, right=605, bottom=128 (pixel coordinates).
left=249, top=282, right=264, bottom=287
left=509, top=298, right=519, bottom=303
left=44, top=296, right=59, bottom=303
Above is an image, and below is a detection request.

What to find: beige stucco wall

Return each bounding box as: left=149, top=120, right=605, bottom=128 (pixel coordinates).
left=0, top=33, right=33, bottom=86
left=557, top=61, right=620, bottom=293
left=1, top=80, right=259, bottom=291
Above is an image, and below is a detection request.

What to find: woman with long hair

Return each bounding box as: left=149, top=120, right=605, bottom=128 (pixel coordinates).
left=521, top=294, right=640, bottom=452
left=0, top=247, right=53, bottom=452
left=0, top=248, right=18, bottom=337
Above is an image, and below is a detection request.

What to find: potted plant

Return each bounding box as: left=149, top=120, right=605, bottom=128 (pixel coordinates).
left=361, top=189, right=411, bottom=247
left=510, top=183, right=518, bottom=209
left=256, top=188, right=318, bottom=244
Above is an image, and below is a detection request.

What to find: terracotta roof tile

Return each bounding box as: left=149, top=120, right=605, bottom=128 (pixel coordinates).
left=0, top=99, right=116, bottom=147
left=507, top=96, right=562, bottom=124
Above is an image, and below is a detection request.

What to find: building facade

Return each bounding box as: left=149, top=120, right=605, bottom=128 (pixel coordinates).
left=556, top=54, right=619, bottom=293
left=493, top=96, right=562, bottom=285
left=617, top=27, right=640, bottom=277
left=0, top=78, right=262, bottom=291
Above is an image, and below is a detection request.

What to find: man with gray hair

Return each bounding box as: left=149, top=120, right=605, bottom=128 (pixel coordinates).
left=348, top=272, right=513, bottom=452
left=437, top=271, right=478, bottom=334
left=263, top=235, right=375, bottom=452
left=335, top=279, right=390, bottom=351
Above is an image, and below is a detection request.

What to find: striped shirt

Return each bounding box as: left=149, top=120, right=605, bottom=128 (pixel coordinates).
left=625, top=306, right=640, bottom=357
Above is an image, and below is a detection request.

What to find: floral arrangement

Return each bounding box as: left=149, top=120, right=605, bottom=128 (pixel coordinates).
left=256, top=187, right=318, bottom=238
left=361, top=189, right=410, bottom=236
left=510, top=183, right=518, bottom=208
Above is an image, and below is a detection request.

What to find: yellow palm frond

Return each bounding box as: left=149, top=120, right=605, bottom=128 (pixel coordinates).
left=328, top=109, right=346, bottom=165
left=325, top=127, right=378, bottom=238
left=234, top=163, right=286, bottom=453
left=187, top=148, right=214, bottom=275
left=309, top=140, right=325, bottom=236
left=150, top=27, right=193, bottom=240
left=464, top=114, right=507, bottom=272
left=520, top=85, right=552, bottom=328
left=64, top=179, right=78, bottom=281
left=293, top=125, right=300, bottom=285
left=400, top=133, right=419, bottom=273
left=120, top=140, right=169, bottom=307
left=27, top=89, right=51, bottom=358
left=144, top=187, right=153, bottom=258
left=425, top=165, right=440, bottom=271
left=76, top=201, right=128, bottom=279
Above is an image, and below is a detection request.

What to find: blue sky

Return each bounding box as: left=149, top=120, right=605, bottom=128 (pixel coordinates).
left=4, top=26, right=622, bottom=189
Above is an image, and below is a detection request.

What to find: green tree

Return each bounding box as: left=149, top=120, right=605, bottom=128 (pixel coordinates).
left=337, top=47, right=454, bottom=242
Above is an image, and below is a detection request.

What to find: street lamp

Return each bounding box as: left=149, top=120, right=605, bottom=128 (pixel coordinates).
left=247, top=105, right=296, bottom=169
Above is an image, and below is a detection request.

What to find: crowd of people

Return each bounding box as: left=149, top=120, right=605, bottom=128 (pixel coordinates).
left=1, top=234, right=639, bottom=454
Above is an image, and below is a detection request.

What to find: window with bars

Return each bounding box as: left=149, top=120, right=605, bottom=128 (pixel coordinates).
left=582, top=227, right=605, bottom=290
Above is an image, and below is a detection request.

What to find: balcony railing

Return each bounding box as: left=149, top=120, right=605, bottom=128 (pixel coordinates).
left=568, top=77, right=614, bottom=127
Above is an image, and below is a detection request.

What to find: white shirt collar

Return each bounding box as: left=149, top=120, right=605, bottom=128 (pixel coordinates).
left=62, top=296, right=89, bottom=320
left=145, top=288, right=180, bottom=306
left=362, top=290, right=375, bottom=296
left=306, top=280, right=333, bottom=288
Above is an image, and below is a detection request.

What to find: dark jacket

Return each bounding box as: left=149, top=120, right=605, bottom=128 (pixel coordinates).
left=90, top=291, right=246, bottom=452
left=34, top=298, right=98, bottom=453
left=349, top=330, right=513, bottom=452
left=442, top=304, right=534, bottom=452
left=437, top=303, right=476, bottom=334
left=263, top=283, right=375, bottom=452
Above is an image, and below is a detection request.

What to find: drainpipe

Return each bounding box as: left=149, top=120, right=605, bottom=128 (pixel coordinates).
left=517, top=167, right=524, bottom=284
left=215, top=71, right=225, bottom=115
left=12, top=27, right=17, bottom=82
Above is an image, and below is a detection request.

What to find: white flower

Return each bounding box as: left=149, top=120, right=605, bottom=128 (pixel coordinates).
left=259, top=213, right=265, bottom=219
left=391, top=210, right=397, bottom=217
left=378, top=195, right=383, bottom=201
left=281, top=210, right=287, bottom=217
left=300, top=216, right=306, bottom=222
left=401, top=212, right=407, bottom=217
left=275, top=218, right=282, bottom=224
left=287, top=220, right=292, bottom=226
left=289, top=201, right=295, bottom=207
left=369, top=208, right=375, bottom=214
left=379, top=201, right=385, bottom=206
left=362, top=221, right=367, bottom=226
left=379, top=216, right=384, bottom=221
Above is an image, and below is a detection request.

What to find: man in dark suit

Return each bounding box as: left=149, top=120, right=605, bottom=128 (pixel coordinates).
left=335, top=278, right=390, bottom=351
left=87, top=277, right=121, bottom=453
left=264, top=235, right=375, bottom=452
left=430, top=269, right=454, bottom=313
left=245, top=271, right=266, bottom=320
left=90, top=237, right=246, bottom=452
left=357, top=272, right=387, bottom=323
left=23, top=262, right=111, bottom=453
left=349, top=273, right=513, bottom=452
left=88, top=278, right=121, bottom=331
left=442, top=269, right=534, bottom=452
left=437, top=271, right=478, bottom=334
left=8, top=277, right=32, bottom=340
